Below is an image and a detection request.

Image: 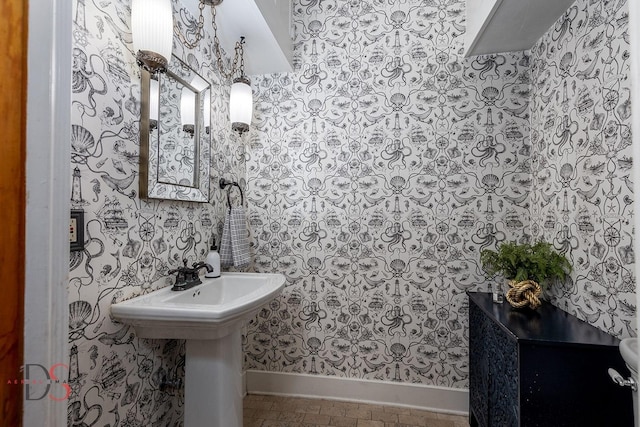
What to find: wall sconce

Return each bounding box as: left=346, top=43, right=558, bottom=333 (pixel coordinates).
left=149, top=76, right=159, bottom=132
left=175, top=0, right=253, bottom=135
left=132, top=0, right=173, bottom=73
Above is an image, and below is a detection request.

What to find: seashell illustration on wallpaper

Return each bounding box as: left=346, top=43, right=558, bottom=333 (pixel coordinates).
left=68, top=300, right=92, bottom=339
left=70, top=124, right=95, bottom=157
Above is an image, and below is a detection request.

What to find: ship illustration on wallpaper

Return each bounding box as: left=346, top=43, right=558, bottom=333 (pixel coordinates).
left=99, top=197, right=129, bottom=231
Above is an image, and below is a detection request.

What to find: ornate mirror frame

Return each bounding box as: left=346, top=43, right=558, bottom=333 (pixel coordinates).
left=139, top=55, right=211, bottom=202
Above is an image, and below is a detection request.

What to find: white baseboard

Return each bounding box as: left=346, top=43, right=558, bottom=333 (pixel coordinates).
left=242, top=370, right=247, bottom=397
left=244, top=370, right=469, bottom=416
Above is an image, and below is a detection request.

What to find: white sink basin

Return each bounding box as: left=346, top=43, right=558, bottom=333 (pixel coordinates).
left=619, top=338, right=638, bottom=427
left=110, top=272, right=285, bottom=427
left=111, top=272, right=285, bottom=340
left=621, top=338, right=638, bottom=374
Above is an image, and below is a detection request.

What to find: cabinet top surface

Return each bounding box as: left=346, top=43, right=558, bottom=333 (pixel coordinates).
left=467, top=292, right=620, bottom=347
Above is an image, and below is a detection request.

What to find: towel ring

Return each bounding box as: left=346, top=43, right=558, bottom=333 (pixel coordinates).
left=219, top=178, right=244, bottom=208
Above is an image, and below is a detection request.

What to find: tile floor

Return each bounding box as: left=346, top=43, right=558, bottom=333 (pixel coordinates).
left=243, top=394, right=470, bottom=427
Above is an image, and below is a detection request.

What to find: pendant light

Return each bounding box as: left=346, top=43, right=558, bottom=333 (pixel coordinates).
left=229, top=38, right=252, bottom=135
left=203, top=89, right=211, bottom=135
left=230, top=77, right=252, bottom=134
left=131, top=0, right=173, bottom=73
left=173, top=0, right=253, bottom=135
left=180, top=88, right=196, bottom=137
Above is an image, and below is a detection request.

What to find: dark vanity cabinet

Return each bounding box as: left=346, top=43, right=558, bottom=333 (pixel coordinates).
left=468, top=292, right=633, bottom=427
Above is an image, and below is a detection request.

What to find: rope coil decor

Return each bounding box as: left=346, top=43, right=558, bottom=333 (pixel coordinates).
left=506, top=280, right=542, bottom=309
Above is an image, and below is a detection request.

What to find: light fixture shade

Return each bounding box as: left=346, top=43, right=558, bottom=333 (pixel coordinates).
left=132, top=0, right=173, bottom=72
left=230, top=77, right=252, bottom=134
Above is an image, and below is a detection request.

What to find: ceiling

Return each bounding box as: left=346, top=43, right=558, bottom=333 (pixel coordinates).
left=180, top=0, right=293, bottom=76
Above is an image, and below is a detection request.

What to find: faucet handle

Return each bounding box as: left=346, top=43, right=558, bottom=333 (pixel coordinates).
left=169, top=259, right=190, bottom=275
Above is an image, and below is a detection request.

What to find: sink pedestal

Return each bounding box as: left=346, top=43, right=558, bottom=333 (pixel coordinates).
left=110, top=273, right=286, bottom=426
left=184, top=330, right=243, bottom=427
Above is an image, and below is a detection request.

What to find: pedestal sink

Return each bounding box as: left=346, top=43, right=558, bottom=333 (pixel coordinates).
left=620, top=338, right=639, bottom=427
left=110, top=272, right=285, bottom=427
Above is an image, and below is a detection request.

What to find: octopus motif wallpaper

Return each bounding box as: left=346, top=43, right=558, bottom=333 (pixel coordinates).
left=529, top=0, right=635, bottom=337
left=68, top=0, right=244, bottom=424
left=243, top=0, right=635, bottom=390
left=66, top=0, right=635, bottom=423
left=243, top=0, right=532, bottom=387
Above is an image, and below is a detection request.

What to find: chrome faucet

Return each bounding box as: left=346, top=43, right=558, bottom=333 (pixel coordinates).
left=169, top=259, right=213, bottom=291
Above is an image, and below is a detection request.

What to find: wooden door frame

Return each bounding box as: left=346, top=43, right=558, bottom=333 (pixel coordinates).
left=10, top=0, right=640, bottom=425
left=22, top=0, right=71, bottom=425
left=0, top=0, right=27, bottom=424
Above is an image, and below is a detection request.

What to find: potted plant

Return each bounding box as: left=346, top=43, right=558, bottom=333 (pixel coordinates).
left=480, top=241, right=572, bottom=309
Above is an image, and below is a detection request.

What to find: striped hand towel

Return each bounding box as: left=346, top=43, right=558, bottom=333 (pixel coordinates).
left=219, top=206, right=250, bottom=267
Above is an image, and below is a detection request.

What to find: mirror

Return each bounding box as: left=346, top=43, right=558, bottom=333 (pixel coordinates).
left=140, top=55, right=211, bottom=202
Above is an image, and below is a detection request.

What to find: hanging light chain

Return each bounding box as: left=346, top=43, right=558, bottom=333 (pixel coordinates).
left=173, top=1, right=246, bottom=79
left=174, top=1, right=206, bottom=50
left=211, top=5, right=244, bottom=80
left=238, top=39, right=246, bottom=78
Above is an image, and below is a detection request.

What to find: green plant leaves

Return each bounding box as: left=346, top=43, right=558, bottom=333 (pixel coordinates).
left=480, top=241, right=572, bottom=285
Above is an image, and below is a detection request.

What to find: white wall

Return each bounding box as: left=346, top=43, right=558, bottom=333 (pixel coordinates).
left=24, top=0, right=71, bottom=425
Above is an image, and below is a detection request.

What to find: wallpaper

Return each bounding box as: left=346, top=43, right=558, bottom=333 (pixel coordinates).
left=244, top=0, right=532, bottom=387
left=66, top=0, right=635, bottom=422
left=529, top=0, right=636, bottom=337
left=68, top=0, right=244, bottom=424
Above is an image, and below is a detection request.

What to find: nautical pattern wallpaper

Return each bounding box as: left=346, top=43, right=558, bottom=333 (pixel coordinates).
left=243, top=0, right=635, bottom=389
left=68, top=0, right=244, bottom=424
left=243, top=1, right=533, bottom=386
left=66, top=0, right=635, bottom=423
left=529, top=0, right=635, bottom=337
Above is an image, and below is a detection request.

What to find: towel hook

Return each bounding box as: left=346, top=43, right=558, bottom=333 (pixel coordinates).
left=219, top=178, right=244, bottom=209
